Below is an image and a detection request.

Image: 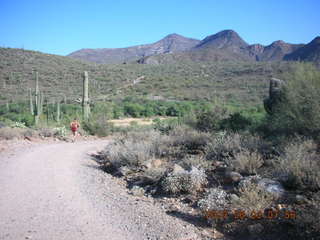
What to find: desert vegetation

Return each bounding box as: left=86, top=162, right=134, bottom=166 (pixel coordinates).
left=1, top=45, right=319, bottom=239
left=88, top=62, right=320, bottom=239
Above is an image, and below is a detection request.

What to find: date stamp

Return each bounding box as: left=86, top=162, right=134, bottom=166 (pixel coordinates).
left=204, top=209, right=296, bottom=220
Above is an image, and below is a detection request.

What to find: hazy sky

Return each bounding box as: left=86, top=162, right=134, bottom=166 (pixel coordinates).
left=0, top=0, right=319, bottom=55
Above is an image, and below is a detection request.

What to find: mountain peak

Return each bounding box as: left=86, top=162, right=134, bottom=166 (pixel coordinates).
left=195, top=29, right=248, bottom=49
left=215, top=29, right=239, bottom=37
left=270, top=40, right=288, bottom=46
left=310, top=36, right=320, bottom=44
left=164, top=33, right=182, bottom=38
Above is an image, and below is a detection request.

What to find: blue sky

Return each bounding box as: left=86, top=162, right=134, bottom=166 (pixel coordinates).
left=0, top=0, right=319, bottom=55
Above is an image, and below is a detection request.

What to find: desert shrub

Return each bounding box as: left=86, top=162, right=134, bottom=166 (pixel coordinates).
left=153, top=118, right=179, bottom=134
left=276, top=140, right=320, bottom=191
left=83, top=115, right=114, bottom=137
left=38, top=128, right=55, bottom=137
left=10, top=121, right=27, bottom=128
left=205, top=132, right=242, bottom=161
left=123, top=102, right=145, bottom=117
left=103, top=139, right=153, bottom=168
left=53, top=126, right=67, bottom=137
left=293, top=193, right=320, bottom=239
left=169, top=126, right=211, bottom=153
left=23, top=129, right=37, bottom=138
left=220, top=112, right=252, bottom=132
left=230, top=150, right=264, bottom=175
left=0, top=121, right=6, bottom=128
left=206, top=132, right=271, bottom=162
left=196, top=106, right=228, bottom=132
left=100, top=130, right=171, bottom=168
left=180, top=155, right=211, bottom=170
left=267, top=63, right=320, bottom=138
left=0, top=127, right=22, bottom=140
left=161, top=170, right=190, bottom=195
left=143, top=167, right=167, bottom=183
left=198, top=188, right=228, bottom=211
left=180, top=111, right=197, bottom=128
left=231, top=182, right=275, bottom=212
left=161, top=166, right=207, bottom=195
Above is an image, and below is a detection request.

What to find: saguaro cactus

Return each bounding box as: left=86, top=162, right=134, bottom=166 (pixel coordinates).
left=34, top=71, right=43, bottom=126
left=56, top=100, right=60, bottom=123
left=35, top=71, right=39, bottom=107
left=82, top=71, right=90, bottom=121
left=29, top=88, right=34, bottom=115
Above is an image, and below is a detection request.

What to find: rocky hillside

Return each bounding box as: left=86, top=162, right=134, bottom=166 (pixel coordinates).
left=68, top=34, right=200, bottom=64
left=138, top=30, right=310, bottom=64
left=0, top=47, right=296, bottom=106
left=284, top=36, right=320, bottom=63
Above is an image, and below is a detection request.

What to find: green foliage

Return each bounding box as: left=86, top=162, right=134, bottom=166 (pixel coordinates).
left=196, top=106, right=228, bottom=132
left=267, top=63, right=320, bottom=138
left=82, top=115, right=114, bottom=137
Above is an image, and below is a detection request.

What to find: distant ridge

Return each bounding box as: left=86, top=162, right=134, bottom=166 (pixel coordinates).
left=284, top=36, right=320, bottom=63
left=68, top=30, right=320, bottom=65
left=68, top=34, right=200, bottom=64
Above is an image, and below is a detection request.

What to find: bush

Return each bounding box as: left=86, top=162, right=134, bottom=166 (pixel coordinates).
left=198, top=188, right=228, bottom=211
left=205, top=132, right=271, bottom=162
left=220, top=112, right=252, bottom=132
left=100, top=130, right=171, bottom=168
left=153, top=118, right=179, bottom=134
left=205, top=132, right=242, bottom=161
left=276, top=140, right=320, bottom=191
left=180, top=155, right=211, bottom=170
left=0, top=127, right=22, bottom=140
left=161, top=166, right=207, bottom=195
left=196, top=106, right=228, bottom=132
left=169, top=126, right=211, bottom=153
left=231, top=182, right=275, bottom=213
left=267, top=63, right=320, bottom=138
left=83, top=115, right=114, bottom=137
left=294, top=193, right=320, bottom=239
left=38, top=128, right=55, bottom=137
left=231, top=150, right=264, bottom=175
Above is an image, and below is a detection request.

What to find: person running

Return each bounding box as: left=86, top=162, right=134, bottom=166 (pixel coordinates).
left=70, top=118, right=80, bottom=142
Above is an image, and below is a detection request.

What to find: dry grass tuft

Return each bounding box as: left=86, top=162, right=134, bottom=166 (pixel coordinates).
left=231, top=182, right=275, bottom=212
left=231, top=150, right=264, bottom=175
left=276, top=140, right=320, bottom=191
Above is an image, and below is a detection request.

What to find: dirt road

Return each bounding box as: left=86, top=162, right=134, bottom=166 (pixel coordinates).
left=0, top=140, right=201, bottom=240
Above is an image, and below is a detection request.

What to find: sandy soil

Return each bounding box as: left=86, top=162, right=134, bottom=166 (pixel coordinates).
left=0, top=140, right=202, bottom=240
left=109, top=117, right=174, bottom=127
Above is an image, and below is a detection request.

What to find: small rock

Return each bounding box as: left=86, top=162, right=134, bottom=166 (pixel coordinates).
left=258, top=178, right=285, bottom=198
left=225, top=171, right=242, bottom=183
left=172, top=164, right=185, bottom=174
left=238, top=175, right=262, bottom=189
left=118, top=166, right=132, bottom=176
left=248, top=223, right=264, bottom=236
left=295, top=194, right=308, bottom=204
left=229, top=194, right=240, bottom=202
left=213, top=228, right=224, bottom=239
left=213, top=161, right=224, bottom=167
left=151, top=159, right=163, bottom=168
left=130, top=186, right=145, bottom=197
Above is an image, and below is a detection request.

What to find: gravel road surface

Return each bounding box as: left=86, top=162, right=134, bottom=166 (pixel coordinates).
left=0, top=140, right=201, bottom=240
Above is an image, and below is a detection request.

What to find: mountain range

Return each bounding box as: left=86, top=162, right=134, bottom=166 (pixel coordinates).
left=68, top=30, right=320, bottom=65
